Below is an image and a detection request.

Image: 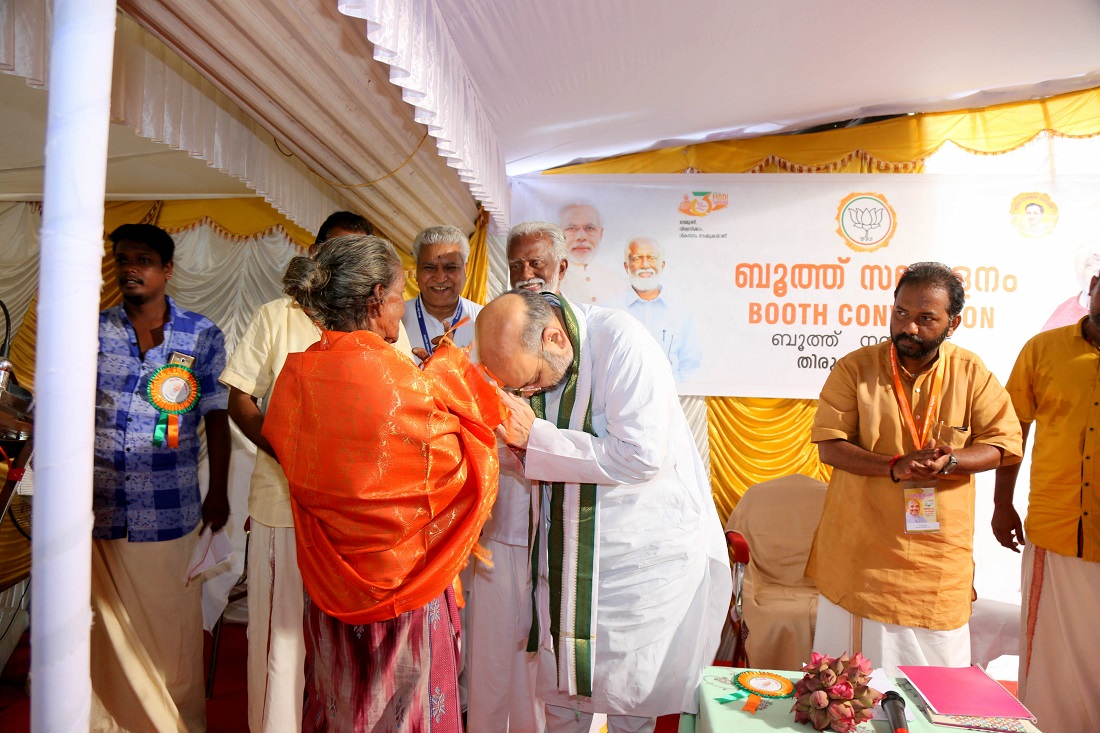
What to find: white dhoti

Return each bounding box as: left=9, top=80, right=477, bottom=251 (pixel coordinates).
left=247, top=520, right=306, bottom=733
left=465, top=538, right=545, bottom=733
left=813, top=594, right=970, bottom=677
left=1019, top=543, right=1100, bottom=733
left=90, top=527, right=206, bottom=733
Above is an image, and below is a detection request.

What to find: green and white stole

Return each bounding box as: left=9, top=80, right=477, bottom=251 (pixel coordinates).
left=526, top=294, right=599, bottom=698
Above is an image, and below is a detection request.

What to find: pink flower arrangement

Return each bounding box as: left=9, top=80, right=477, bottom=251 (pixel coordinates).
left=791, top=652, right=883, bottom=733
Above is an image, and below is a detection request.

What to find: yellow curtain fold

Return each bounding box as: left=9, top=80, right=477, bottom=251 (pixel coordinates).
left=462, top=208, right=491, bottom=305
left=706, top=397, right=831, bottom=522
left=156, top=198, right=315, bottom=250
left=552, top=83, right=1100, bottom=177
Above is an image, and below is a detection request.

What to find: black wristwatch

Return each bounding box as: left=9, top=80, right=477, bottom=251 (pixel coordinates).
left=939, top=454, right=959, bottom=475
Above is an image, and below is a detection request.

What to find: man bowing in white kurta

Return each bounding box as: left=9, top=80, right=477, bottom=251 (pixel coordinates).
left=475, top=290, right=731, bottom=733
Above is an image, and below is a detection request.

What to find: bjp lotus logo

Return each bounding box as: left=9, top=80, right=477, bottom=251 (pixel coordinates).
left=679, top=192, right=728, bottom=217
left=836, top=192, right=897, bottom=253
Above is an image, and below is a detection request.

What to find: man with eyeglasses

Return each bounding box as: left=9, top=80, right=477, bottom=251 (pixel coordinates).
left=474, top=281, right=731, bottom=733
left=608, top=236, right=702, bottom=381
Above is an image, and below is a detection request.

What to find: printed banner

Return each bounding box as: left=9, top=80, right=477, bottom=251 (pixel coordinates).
left=511, top=174, right=1100, bottom=397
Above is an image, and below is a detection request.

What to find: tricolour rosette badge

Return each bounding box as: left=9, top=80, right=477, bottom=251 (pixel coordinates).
left=146, top=363, right=200, bottom=448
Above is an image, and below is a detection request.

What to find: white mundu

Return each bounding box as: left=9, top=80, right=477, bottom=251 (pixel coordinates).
left=525, top=303, right=731, bottom=721
left=464, top=444, right=544, bottom=732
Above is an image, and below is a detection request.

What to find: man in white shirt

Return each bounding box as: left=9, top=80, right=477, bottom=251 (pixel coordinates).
left=610, top=236, right=702, bottom=381
left=465, top=221, right=570, bottom=733
left=475, top=287, right=731, bottom=733
left=402, top=225, right=482, bottom=360
left=558, top=203, right=624, bottom=305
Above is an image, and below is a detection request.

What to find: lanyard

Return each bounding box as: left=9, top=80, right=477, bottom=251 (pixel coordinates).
left=414, top=296, right=463, bottom=355
left=889, top=343, right=947, bottom=450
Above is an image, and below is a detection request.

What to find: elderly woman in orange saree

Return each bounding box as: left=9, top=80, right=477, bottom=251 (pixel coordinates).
left=261, top=234, right=503, bottom=733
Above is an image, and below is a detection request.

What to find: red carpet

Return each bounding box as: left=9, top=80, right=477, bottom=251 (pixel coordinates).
left=0, top=622, right=249, bottom=733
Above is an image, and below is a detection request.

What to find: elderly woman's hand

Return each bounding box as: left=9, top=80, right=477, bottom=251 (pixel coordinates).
left=496, top=389, right=535, bottom=450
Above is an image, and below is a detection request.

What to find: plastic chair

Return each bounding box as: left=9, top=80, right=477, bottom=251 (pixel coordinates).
left=724, top=474, right=827, bottom=671
left=723, top=530, right=751, bottom=667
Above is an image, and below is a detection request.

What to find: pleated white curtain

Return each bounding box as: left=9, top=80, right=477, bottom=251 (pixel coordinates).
left=0, top=203, right=298, bottom=354
left=337, top=0, right=508, bottom=231
left=1, top=0, right=346, bottom=234
left=0, top=203, right=43, bottom=342
left=167, top=225, right=299, bottom=353
left=0, top=0, right=51, bottom=88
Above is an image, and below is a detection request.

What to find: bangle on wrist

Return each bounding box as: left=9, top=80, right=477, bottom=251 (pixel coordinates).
left=888, top=454, right=902, bottom=483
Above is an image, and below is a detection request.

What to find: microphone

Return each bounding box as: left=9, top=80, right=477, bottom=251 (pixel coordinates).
left=882, top=690, right=909, bottom=733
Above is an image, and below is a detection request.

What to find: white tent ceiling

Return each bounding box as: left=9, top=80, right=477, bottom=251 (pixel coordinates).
left=7, top=1, right=1100, bottom=231
left=0, top=72, right=255, bottom=200
left=427, top=0, right=1100, bottom=176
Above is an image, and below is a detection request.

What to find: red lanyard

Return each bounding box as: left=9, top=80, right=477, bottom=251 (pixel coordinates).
left=889, top=343, right=947, bottom=450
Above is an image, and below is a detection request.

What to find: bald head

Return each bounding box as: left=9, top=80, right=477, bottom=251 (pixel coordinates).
left=476, top=291, right=573, bottom=394
left=477, top=292, right=535, bottom=365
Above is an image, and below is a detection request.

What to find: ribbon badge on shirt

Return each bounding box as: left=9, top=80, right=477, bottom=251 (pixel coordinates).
left=146, top=363, right=200, bottom=448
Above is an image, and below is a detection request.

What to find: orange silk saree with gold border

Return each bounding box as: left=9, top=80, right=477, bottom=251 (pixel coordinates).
left=263, top=330, right=503, bottom=624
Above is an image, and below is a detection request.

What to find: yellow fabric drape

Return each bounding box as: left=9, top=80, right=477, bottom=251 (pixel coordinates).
left=706, top=398, right=831, bottom=524
left=462, top=208, right=491, bottom=305
left=549, top=84, right=1100, bottom=513
left=552, top=83, right=1100, bottom=176
left=0, top=459, right=30, bottom=592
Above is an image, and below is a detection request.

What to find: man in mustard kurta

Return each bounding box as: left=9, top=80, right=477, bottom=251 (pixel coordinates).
left=806, top=262, right=1021, bottom=674
left=993, top=274, right=1100, bottom=733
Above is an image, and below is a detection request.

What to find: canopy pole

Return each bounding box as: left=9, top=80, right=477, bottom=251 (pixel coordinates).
left=31, top=1, right=117, bottom=731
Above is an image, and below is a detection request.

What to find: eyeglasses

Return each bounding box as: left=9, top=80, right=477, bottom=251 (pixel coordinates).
left=501, top=348, right=545, bottom=398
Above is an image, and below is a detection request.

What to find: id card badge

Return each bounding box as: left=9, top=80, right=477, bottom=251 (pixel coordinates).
left=902, top=484, right=941, bottom=533
left=169, top=351, right=195, bottom=368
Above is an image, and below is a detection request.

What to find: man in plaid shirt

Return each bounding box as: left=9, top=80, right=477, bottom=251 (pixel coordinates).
left=90, top=223, right=230, bottom=733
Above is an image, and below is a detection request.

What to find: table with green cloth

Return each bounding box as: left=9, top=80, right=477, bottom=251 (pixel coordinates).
left=679, top=666, right=1034, bottom=733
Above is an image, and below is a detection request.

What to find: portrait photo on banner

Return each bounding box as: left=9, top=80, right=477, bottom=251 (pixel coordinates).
left=511, top=173, right=1100, bottom=398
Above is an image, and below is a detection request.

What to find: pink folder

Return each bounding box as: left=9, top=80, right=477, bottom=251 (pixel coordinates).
left=898, top=665, right=1034, bottom=720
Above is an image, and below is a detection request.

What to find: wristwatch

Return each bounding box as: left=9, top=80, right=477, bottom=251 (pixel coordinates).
left=939, top=454, right=959, bottom=475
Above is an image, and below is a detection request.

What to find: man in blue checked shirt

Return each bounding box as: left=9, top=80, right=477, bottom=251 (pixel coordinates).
left=89, top=223, right=230, bottom=733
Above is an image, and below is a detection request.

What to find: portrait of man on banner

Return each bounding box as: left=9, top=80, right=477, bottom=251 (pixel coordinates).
left=608, top=236, right=702, bottom=381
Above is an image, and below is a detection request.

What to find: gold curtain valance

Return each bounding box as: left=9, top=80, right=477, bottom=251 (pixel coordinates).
left=552, top=83, right=1100, bottom=175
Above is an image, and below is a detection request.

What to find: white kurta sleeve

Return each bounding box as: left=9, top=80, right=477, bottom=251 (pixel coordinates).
left=524, top=313, right=675, bottom=486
